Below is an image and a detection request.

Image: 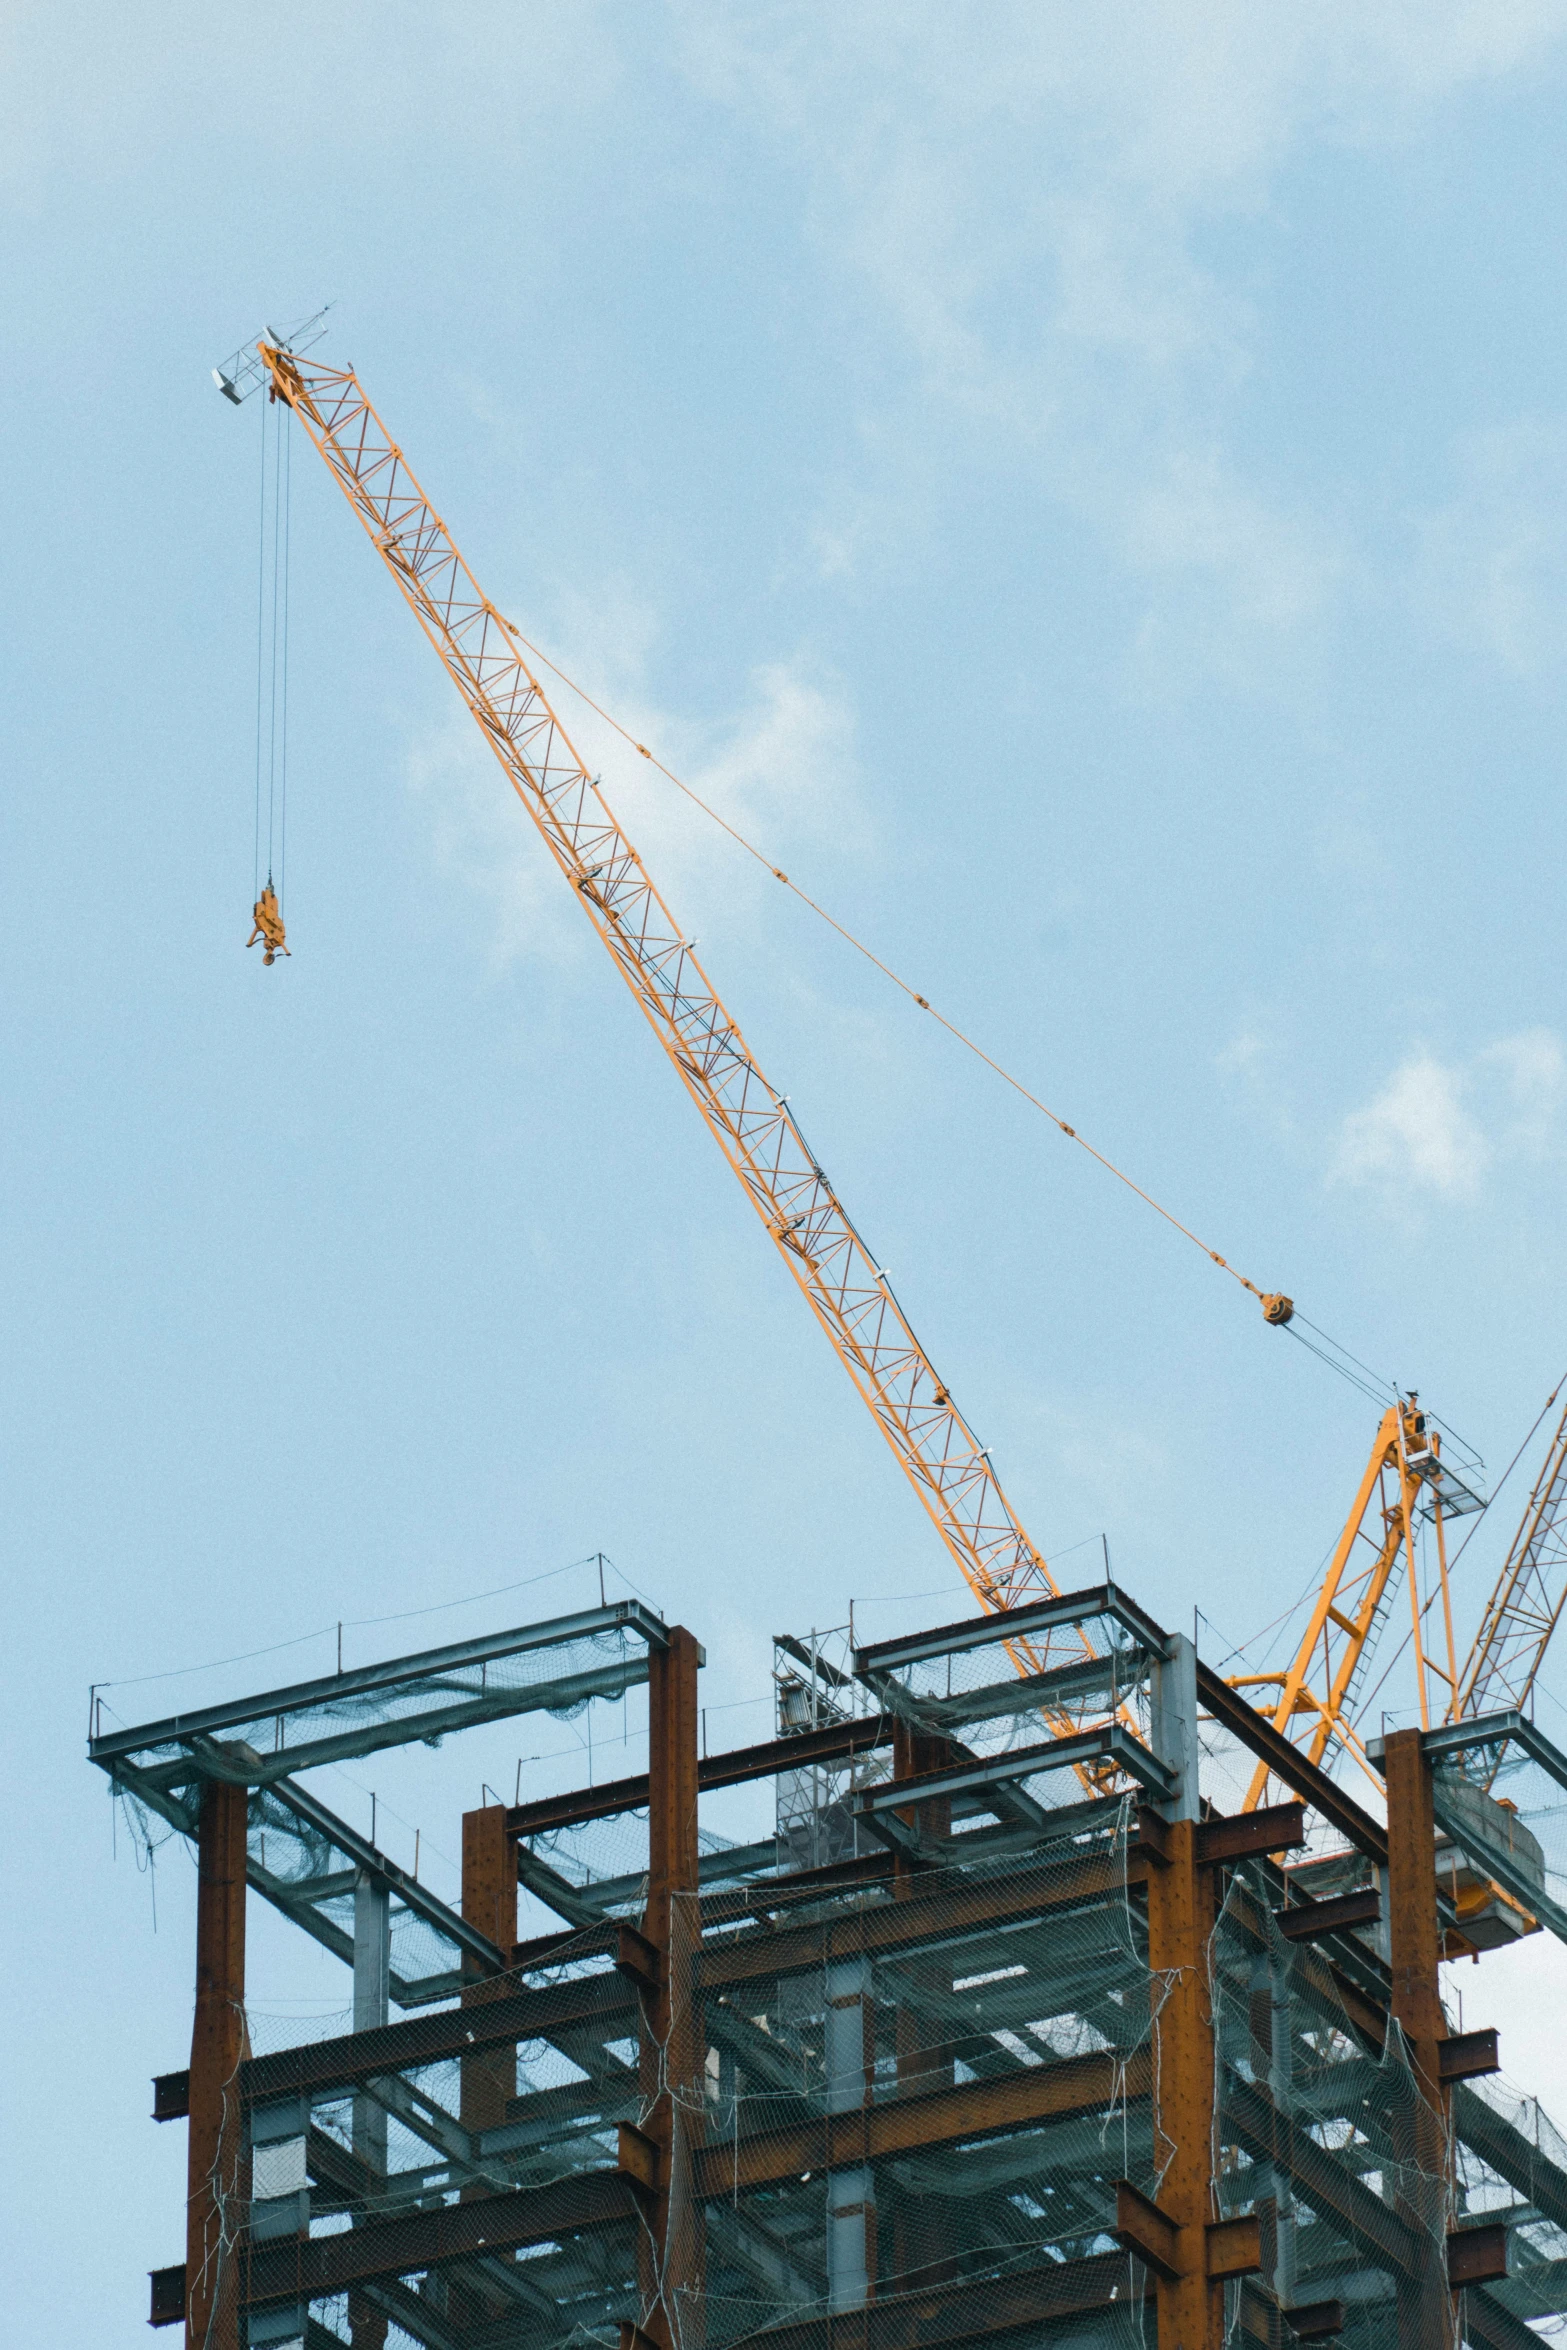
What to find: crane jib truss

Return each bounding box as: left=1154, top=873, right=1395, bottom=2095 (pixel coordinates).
left=1458, top=1393, right=1567, bottom=1735
left=255, top=342, right=1075, bottom=1654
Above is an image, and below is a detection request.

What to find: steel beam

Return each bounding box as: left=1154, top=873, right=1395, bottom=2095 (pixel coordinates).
left=1195, top=1663, right=1389, bottom=1866
left=92, top=1602, right=667, bottom=1764
left=507, top=1713, right=894, bottom=1838
left=271, top=1777, right=507, bottom=1975
left=853, top=1579, right=1170, bottom=1676
left=853, top=1721, right=1173, bottom=1813
left=692, top=2046, right=1151, bottom=2196
left=697, top=2248, right=1148, bottom=2349
left=243, top=2168, right=639, bottom=2308
left=461, top=1806, right=520, bottom=2135
left=701, top=1845, right=1147, bottom=1991
left=237, top=1969, right=636, bottom=2107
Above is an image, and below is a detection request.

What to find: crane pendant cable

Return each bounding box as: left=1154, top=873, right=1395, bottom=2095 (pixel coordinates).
left=499, top=622, right=1296, bottom=1331
left=226, top=331, right=1421, bottom=1411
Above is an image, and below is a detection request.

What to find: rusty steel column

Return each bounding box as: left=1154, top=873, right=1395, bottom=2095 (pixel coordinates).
left=889, top=1721, right=953, bottom=2290
left=640, top=1627, right=703, bottom=2350
left=187, top=1779, right=248, bottom=2350
left=450, top=1804, right=521, bottom=2337
left=1146, top=1816, right=1220, bottom=2350
left=1383, top=1729, right=1452, bottom=2350
left=1146, top=1632, right=1221, bottom=2350
left=459, top=1803, right=518, bottom=2138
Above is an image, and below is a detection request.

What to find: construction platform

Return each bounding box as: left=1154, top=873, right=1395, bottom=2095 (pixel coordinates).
left=91, top=1578, right=1567, bottom=2349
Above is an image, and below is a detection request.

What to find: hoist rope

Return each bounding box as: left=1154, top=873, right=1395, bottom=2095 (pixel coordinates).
left=501, top=622, right=1284, bottom=1315
left=1278, top=1315, right=1397, bottom=1408
left=253, top=398, right=293, bottom=904
left=278, top=406, right=292, bottom=907
left=252, top=398, right=268, bottom=898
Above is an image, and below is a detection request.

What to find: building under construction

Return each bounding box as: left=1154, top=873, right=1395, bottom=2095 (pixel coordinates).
left=94, top=1566, right=1567, bottom=2349
left=91, top=325, right=1567, bottom=2349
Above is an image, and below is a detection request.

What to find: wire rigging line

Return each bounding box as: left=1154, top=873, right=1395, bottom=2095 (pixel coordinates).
left=267, top=397, right=285, bottom=884
left=251, top=398, right=296, bottom=908
left=252, top=397, right=268, bottom=898
left=500, top=621, right=1288, bottom=1320
left=279, top=407, right=292, bottom=907
left=1278, top=1315, right=1397, bottom=1409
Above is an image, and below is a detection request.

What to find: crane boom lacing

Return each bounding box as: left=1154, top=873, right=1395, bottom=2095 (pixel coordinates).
left=258, top=344, right=1069, bottom=1644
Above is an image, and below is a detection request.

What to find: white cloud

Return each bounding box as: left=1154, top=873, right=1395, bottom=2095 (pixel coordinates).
left=1331, top=1029, right=1564, bottom=1198
left=410, top=603, right=865, bottom=974
left=1417, top=417, right=1567, bottom=679
left=1332, top=1051, right=1490, bottom=1198
left=1481, top=1026, right=1567, bottom=1149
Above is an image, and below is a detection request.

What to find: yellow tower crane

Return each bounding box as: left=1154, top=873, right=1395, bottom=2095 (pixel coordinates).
left=240, top=335, right=1086, bottom=1661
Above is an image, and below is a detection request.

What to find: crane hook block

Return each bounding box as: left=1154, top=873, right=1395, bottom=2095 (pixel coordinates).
left=1261, top=1293, right=1295, bottom=1327
left=247, top=884, right=290, bottom=967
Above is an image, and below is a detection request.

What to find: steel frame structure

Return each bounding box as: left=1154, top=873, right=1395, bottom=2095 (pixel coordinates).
left=96, top=1581, right=1567, bottom=2350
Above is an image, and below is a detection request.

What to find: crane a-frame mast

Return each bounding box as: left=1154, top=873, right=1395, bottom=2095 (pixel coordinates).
left=255, top=342, right=1064, bottom=1638
left=1230, top=1397, right=1480, bottom=1809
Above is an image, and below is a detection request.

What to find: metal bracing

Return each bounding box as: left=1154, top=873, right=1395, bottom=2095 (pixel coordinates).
left=1457, top=1392, right=1567, bottom=1733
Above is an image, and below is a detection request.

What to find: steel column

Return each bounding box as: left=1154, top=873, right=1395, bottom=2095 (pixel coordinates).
left=1383, top=1729, right=1452, bottom=2350
left=641, top=1626, right=703, bottom=2349
left=890, top=1722, right=953, bottom=2290
left=453, top=1804, right=520, bottom=2335
left=1146, top=1635, right=1220, bottom=2350
left=1146, top=1818, right=1220, bottom=2349
left=350, top=1871, right=391, bottom=2350
left=459, top=1805, right=518, bottom=2135
left=188, top=1780, right=248, bottom=2350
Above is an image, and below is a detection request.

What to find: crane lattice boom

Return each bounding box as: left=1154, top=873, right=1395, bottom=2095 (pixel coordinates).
left=1456, top=1393, right=1567, bottom=1729
left=258, top=345, right=1063, bottom=1638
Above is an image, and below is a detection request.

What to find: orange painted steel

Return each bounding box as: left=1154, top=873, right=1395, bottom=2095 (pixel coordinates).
left=1145, top=1817, right=1222, bottom=2350
left=256, top=342, right=1068, bottom=1644
left=641, top=1628, right=703, bottom=2350
left=1233, top=1402, right=1461, bottom=1810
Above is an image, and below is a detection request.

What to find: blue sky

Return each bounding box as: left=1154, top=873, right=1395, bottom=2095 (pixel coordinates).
left=7, top=4, right=1567, bottom=2333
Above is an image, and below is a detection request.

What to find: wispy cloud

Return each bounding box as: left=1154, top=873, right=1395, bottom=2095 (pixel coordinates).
left=1330, top=1029, right=1565, bottom=1198
left=675, top=2, right=1565, bottom=654
left=1416, top=417, right=1567, bottom=679
left=411, top=598, right=864, bottom=972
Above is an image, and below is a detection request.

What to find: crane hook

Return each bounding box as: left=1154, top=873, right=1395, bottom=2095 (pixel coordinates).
left=247, top=881, right=290, bottom=966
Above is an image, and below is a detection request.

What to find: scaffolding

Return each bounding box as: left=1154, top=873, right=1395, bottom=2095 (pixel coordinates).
left=91, top=1578, right=1567, bottom=2349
